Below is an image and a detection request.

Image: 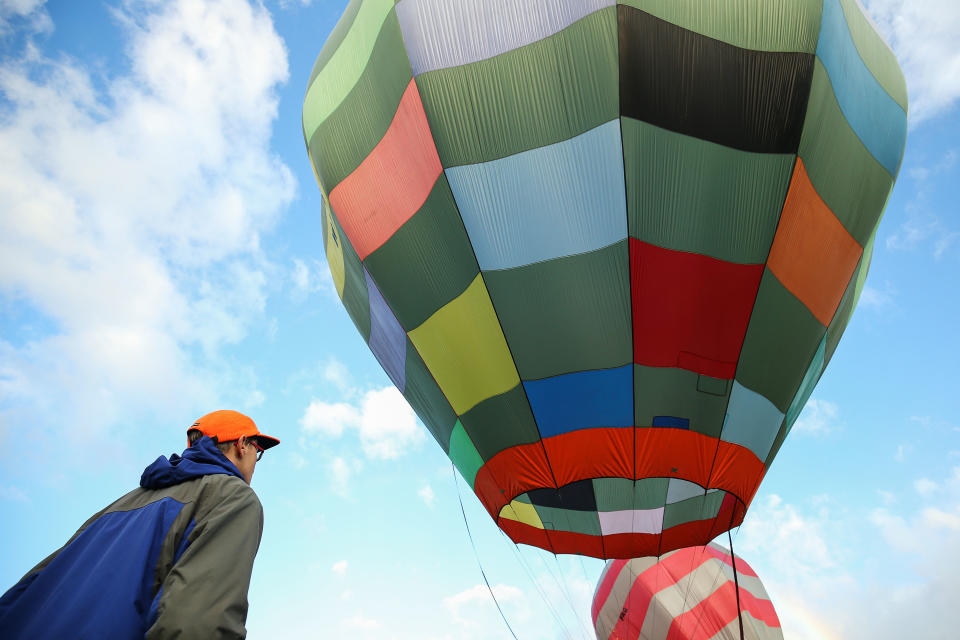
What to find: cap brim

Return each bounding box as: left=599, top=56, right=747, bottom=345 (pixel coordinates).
left=254, top=434, right=280, bottom=450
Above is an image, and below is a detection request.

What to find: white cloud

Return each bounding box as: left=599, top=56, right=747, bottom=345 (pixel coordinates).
left=0, top=0, right=51, bottom=36
left=863, top=0, right=960, bottom=124
left=331, top=560, right=348, bottom=576
left=329, top=456, right=352, bottom=496
left=914, top=477, right=938, bottom=496
left=0, top=485, right=29, bottom=503
left=300, top=386, right=424, bottom=459
left=418, top=484, right=435, bottom=508
left=323, top=357, right=352, bottom=392
left=443, top=584, right=525, bottom=627
left=791, top=398, right=839, bottom=436
left=290, top=257, right=334, bottom=300
left=0, top=0, right=294, bottom=446
left=858, top=283, right=896, bottom=309
left=886, top=149, right=958, bottom=259
left=340, top=614, right=380, bottom=631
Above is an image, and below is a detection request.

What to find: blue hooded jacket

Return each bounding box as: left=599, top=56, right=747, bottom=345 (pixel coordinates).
left=0, top=437, right=261, bottom=640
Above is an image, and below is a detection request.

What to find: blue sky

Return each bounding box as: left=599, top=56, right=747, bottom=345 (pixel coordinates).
left=0, top=1, right=957, bottom=638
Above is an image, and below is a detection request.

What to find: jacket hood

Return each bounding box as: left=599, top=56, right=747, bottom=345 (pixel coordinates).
left=140, top=436, right=244, bottom=489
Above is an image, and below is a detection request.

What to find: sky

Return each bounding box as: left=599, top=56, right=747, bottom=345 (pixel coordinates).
left=0, top=1, right=958, bottom=638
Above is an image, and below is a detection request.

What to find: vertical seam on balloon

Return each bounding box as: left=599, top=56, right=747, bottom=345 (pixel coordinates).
left=409, top=52, right=560, bottom=553
left=703, top=32, right=817, bottom=507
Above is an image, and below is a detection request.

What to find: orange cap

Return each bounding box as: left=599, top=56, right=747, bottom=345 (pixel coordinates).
left=188, top=410, right=280, bottom=449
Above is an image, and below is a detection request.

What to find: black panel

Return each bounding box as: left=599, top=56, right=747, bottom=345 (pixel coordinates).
left=528, top=479, right=597, bottom=511
left=618, top=5, right=814, bottom=154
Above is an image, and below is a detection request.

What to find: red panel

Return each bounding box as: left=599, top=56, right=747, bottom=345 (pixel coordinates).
left=630, top=239, right=763, bottom=379
left=542, top=427, right=634, bottom=488
left=702, top=543, right=759, bottom=578
left=500, top=517, right=552, bottom=551
left=593, top=559, right=630, bottom=623
left=709, top=441, right=766, bottom=505
left=668, top=582, right=780, bottom=640
left=601, top=533, right=661, bottom=560
left=634, top=428, right=714, bottom=487
left=473, top=442, right=556, bottom=517
left=328, top=79, right=443, bottom=259
left=659, top=518, right=716, bottom=556
left=545, top=529, right=606, bottom=559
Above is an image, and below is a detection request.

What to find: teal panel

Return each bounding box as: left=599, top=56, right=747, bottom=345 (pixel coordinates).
left=483, top=241, right=632, bottom=381
left=364, top=174, right=480, bottom=330
left=785, top=336, right=826, bottom=432
left=722, top=381, right=785, bottom=461
left=622, top=118, right=794, bottom=263
left=448, top=420, right=484, bottom=486
left=837, top=0, right=908, bottom=110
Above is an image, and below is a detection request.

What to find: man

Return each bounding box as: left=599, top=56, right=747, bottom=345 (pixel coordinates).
left=0, top=410, right=279, bottom=639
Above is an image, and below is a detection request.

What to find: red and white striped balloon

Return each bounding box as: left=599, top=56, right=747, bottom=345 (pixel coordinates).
left=592, top=543, right=782, bottom=640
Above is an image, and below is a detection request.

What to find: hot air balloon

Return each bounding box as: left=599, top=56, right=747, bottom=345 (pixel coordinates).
left=592, top=544, right=782, bottom=640
left=303, top=0, right=907, bottom=559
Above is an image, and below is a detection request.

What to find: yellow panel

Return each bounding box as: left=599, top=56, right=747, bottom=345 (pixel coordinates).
left=408, top=275, right=520, bottom=414
left=323, top=201, right=345, bottom=298
left=499, top=500, right=544, bottom=529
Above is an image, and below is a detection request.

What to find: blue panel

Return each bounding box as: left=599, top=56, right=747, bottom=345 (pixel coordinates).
left=652, top=416, right=690, bottom=429
left=523, top=364, right=633, bottom=438
left=817, top=0, right=907, bottom=176
left=365, top=269, right=407, bottom=391
left=445, top=120, right=628, bottom=271
left=786, top=336, right=826, bottom=432
left=721, top=381, right=785, bottom=461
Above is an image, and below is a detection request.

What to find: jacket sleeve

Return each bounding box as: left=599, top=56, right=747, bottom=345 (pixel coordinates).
left=145, top=478, right=264, bottom=640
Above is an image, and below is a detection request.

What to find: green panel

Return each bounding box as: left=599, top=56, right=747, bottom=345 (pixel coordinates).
left=662, top=491, right=725, bottom=529
left=307, top=15, right=412, bottom=191
left=364, top=175, right=480, bottom=330
left=416, top=8, right=618, bottom=167
left=449, top=420, right=484, bottom=487
left=303, top=0, right=397, bottom=140
left=594, top=477, right=669, bottom=512
left=535, top=504, right=602, bottom=536
left=403, top=340, right=457, bottom=451
left=800, top=60, right=895, bottom=245
left=513, top=492, right=533, bottom=505
left=307, top=0, right=365, bottom=86
left=483, top=241, right=631, bottom=381
left=735, top=269, right=826, bottom=412
left=837, top=0, right=909, bottom=110
left=459, top=385, right=542, bottom=462
left=618, top=0, right=822, bottom=53
left=634, top=366, right=730, bottom=439
left=332, top=214, right=370, bottom=342
left=622, top=118, right=793, bottom=264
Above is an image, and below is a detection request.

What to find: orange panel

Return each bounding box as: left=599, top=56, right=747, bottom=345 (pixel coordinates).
left=708, top=441, right=766, bottom=505
left=500, top=518, right=552, bottom=551
left=474, top=442, right=556, bottom=516
left=328, top=79, right=443, bottom=259
left=767, top=159, right=863, bottom=326
left=634, top=428, right=715, bottom=487
left=601, top=532, right=661, bottom=560
left=545, top=529, right=606, bottom=559
left=541, top=427, right=634, bottom=488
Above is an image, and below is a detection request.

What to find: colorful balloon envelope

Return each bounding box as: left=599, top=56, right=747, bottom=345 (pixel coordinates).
left=303, top=0, right=907, bottom=558
left=592, top=543, right=782, bottom=640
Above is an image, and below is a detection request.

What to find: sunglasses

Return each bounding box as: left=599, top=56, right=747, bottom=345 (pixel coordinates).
left=246, top=438, right=265, bottom=462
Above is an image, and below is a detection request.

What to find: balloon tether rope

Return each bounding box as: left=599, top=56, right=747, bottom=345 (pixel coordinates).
left=727, top=528, right=745, bottom=640
left=452, top=462, right=520, bottom=640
